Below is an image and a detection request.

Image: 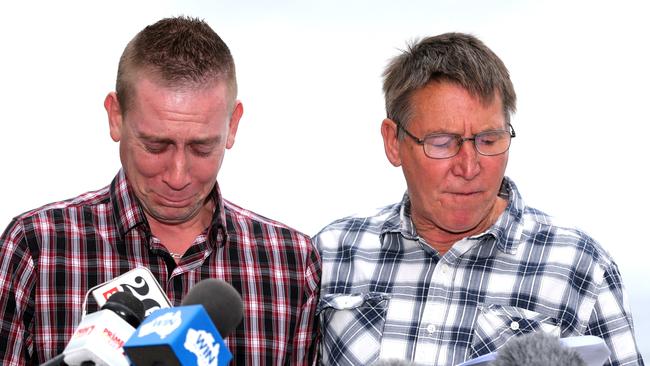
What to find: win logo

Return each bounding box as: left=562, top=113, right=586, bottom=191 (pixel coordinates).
left=184, top=328, right=221, bottom=366
left=137, top=310, right=182, bottom=339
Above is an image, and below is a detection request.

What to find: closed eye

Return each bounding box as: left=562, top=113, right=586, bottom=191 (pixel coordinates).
left=425, top=134, right=457, bottom=148
left=143, top=142, right=169, bottom=154
left=190, top=142, right=218, bottom=157
left=477, top=131, right=506, bottom=146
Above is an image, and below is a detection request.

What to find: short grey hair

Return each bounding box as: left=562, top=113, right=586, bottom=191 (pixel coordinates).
left=382, top=32, right=516, bottom=134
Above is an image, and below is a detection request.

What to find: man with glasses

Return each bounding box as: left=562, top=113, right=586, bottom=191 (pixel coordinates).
left=313, top=33, right=643, bottom=365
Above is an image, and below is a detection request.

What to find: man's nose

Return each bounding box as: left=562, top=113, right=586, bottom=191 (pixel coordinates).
left=451, top=139, right=480, bottom=179
left=164, top=149, right=192, bottom=190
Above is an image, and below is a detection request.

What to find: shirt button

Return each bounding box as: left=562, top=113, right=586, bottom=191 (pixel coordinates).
left=426, top=324, right=436, bottom=334
left=510, top=321, right=520, bottom=331
left=441, top=264, right=449, bottom=274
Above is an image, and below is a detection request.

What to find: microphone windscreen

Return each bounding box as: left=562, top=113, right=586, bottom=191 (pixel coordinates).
left=492, top=332, right=587, bottom=366
left=102, top=290, right=145, bottom=328
left=181, top=279, right=244, bottom=338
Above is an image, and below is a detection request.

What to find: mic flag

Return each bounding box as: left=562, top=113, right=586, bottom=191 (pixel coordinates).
left=91, top=267, right=171, bottom=316
left=123, top=305, right=232, bottom=366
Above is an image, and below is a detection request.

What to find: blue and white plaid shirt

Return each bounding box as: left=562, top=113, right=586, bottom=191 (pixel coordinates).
left=314, top=177, right=643, bottom=366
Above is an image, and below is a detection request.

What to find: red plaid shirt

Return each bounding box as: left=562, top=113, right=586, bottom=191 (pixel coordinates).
left=0, top=170, right=320, bottom=365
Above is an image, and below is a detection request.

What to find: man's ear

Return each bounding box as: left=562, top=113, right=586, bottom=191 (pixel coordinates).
left=226, top=100, right=243, bottom=149
left=381, top=118, right=402, bottom=167
left=105, top=92, right=123, bottom=142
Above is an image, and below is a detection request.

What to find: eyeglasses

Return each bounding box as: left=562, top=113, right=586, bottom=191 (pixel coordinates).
left=395, top=121, right=516, bottom=159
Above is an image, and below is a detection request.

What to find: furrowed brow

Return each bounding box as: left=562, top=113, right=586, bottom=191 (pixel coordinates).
left=189, top=136, right=222, bottom=145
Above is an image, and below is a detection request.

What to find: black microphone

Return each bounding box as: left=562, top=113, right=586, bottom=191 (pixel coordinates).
left=491, top=332, right=586, bottom=366
left=41, top=291, right=145, bottom=366
left=123, top=279, right=244, bottom=365
left=180, top=278, right=243, bottom=338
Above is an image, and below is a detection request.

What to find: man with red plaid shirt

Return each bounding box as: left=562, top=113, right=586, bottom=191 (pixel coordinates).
left=0, top=16, right=320, bottom=365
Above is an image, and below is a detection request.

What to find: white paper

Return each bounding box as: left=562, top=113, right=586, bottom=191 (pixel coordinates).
left=456, top=335, right=610, bottom=366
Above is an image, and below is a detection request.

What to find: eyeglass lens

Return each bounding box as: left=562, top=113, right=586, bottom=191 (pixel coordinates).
left=423, top=130, right=511, bottom=158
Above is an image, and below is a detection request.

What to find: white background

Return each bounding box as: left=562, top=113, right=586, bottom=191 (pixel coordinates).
left=1, top=0, right=648, bottom=360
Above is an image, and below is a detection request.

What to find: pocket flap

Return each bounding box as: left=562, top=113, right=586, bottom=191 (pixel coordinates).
left=317, top=292, right=390, bottom=314
left=472, top=304, right=561, bottom=357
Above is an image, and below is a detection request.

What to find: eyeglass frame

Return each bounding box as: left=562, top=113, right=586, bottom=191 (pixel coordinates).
left=393, top=120, right=516, bottom=159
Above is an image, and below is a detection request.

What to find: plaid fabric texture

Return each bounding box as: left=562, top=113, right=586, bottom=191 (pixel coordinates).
left=314, top=177, right=643, bottom=366
left=0, top=170, right=320, bottom=365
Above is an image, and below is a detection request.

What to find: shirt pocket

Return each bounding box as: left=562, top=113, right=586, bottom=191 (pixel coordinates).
left=470, top=303, right=561, bottom=357
left=317, top=292, right=391, bottom=366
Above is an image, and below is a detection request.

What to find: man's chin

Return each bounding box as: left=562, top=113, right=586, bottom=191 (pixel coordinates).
left=144, top=206, right=202, bottom=225
left=442, top=213, right=494, bottom=236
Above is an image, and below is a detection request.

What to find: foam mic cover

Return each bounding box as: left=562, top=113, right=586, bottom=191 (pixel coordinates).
left=102, top=291, right=147, bottom=328
left=180, top=278, right=244, bottom=338
left=491, top=332, right=587, bottom=366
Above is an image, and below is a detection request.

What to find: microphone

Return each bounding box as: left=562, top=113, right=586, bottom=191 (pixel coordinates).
left=123, top=279, right=244, bottom=366
left=41, top=267, right=164, bottom=366
left=90, top=267, right=172, bottom=316
left=40, top=291, right=145, bottom=366
left=179, top=278, right=243, bottom=338
left=491, top=332, right=586, bottom=366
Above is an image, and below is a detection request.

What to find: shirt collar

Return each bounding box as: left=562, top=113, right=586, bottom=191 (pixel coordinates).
left=381, top=176, right=525, bottom=254
left=485, top=177, right=525, bottom=254
left=110, top=169, right=227, bottom=246
left=110, top=169, right=147, bottom=236
left=207, top=185, right=228, bottom=247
